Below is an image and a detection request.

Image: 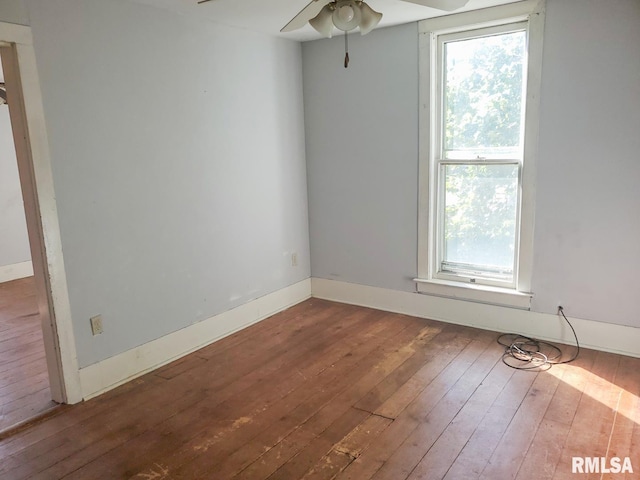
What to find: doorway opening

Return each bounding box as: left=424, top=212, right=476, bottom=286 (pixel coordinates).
left=0, top=49, right=58, bottom=434
left=0, top=22, right=83, bottom=435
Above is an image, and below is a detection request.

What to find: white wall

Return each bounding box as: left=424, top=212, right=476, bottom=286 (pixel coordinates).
left=0, top=102, right=31, bottom=274
left=304, top=0, right=640, bottom=328
left=23, top=0, right=310, bottom=368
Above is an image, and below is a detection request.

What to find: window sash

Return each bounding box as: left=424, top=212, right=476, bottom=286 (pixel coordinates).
left=432, top=23, right=528, bottom=289
left=434, top=159, right=522, bottom=289
left=435, top=22, right=528, bottom=162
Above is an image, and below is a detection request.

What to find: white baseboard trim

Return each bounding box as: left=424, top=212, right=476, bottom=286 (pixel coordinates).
left=311, top=278, right=640, bottom=359
left=79, top=278, right=312, bottom=400
left=0, top=261, right=33, bottom=283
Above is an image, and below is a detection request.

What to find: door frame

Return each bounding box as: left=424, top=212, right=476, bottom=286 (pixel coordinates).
left=1, top=21, right=82, bottom=404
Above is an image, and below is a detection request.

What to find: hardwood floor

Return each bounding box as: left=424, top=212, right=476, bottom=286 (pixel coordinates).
left=0, top=298, right=638, bottom=479
left=0, top=277, right=57, bottom=434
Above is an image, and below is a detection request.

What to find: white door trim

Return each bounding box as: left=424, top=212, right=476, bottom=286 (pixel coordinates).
left=1, top=22, right=82, bottom=404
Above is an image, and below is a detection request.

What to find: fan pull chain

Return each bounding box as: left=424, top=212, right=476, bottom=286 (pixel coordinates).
left=344, top=31, right=350, bottom=68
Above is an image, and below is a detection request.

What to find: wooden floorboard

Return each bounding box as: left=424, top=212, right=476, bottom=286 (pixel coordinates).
left=58, top=307, right=403, bottom=480
left=2, top=301, right=359, bottom=479
left=612, top=356, right=640, bottom=480
left=551, top=351, right=623, bottom=480
left=225, top=320, right=439, bottom=480
left=1, top=298, right=639, bottom=479
left=0, top=277, right=56, bottom=434
left=514, top=348, right=598, bottom=480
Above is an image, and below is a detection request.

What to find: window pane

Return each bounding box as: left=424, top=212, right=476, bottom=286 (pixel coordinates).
left=443, top=164, right=518, bottom=279
left=443, top=31, right=526, bottom=159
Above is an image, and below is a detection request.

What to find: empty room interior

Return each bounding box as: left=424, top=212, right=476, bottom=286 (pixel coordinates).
left=0, top=0, right=639, bottom=478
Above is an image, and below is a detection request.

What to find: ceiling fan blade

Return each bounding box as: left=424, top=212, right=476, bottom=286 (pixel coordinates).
left=399, top=0, right=470, bottom=11
left=197, top=0, right=216, bottom=4
left=281, top=0, right=331, bottom=33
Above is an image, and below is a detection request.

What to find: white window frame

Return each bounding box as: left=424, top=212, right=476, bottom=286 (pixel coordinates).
left=415, top=0, right=545, bottom=309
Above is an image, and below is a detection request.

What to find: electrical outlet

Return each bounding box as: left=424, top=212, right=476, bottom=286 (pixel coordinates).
left=90, top=315, right=103, bottom=335
left=291, top=252, right=298, bottom=267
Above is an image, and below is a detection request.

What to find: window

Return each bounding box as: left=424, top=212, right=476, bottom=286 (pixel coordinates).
left=416, top=1, right=545, bottom=309
left=438, top=24, right=526, bottom=288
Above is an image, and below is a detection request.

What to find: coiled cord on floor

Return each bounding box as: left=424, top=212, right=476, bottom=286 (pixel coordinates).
left=498, top=307, right=580, bottom=371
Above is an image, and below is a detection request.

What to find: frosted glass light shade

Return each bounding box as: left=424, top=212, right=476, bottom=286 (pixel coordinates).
left=309, top=4, right=335, bottom=38
left=358, top=2, right=382, bottom=35
left=332, top=0, right=361, bottom=31
left=309, top=0, right=381, bottom=38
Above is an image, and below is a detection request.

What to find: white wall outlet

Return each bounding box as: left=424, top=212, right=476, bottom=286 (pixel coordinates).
left=291, top=252, right=298, bottom=267
left=90, top=315, right=104, bottom=335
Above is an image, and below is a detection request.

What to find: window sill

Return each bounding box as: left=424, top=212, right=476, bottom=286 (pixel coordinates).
left=413, top=278, right=532, bottom=310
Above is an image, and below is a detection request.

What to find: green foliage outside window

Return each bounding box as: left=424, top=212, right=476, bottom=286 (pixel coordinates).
left=441, top=31, right=526, bottom=275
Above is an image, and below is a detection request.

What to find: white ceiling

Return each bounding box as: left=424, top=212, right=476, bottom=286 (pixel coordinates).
left=130, top=0, right=524, bottom=41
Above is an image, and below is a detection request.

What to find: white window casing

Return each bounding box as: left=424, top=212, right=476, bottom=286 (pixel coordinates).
left=415, top=0, right=545, bottom=309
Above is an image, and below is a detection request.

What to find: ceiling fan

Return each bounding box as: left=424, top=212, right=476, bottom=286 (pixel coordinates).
left=198, top=0, right=470, bottom=37
left=280, top=0, right=470, bottom=37
left=198, top=0, right=469, bottom=66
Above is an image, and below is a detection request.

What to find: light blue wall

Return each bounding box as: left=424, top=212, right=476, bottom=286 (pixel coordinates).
left=530, top=0, right=640, bottom=324
left=26, top=0, right=310, bottom=367
left=304, top=0, right=640, bottom=327
left=304, top=23, right=419, bottom=293
left=7, top=0, right=640, bottom=369
left=0, top=0, right=29, bottom=25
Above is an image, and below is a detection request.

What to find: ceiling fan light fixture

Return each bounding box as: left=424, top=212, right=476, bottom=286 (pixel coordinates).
left=332, top=0, right=361, bottom=32
left=358, top=1, right=382, bottom=35
left=309, top=3, right=335, bottom=38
